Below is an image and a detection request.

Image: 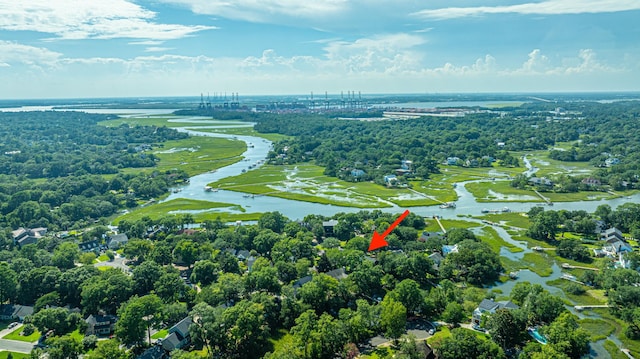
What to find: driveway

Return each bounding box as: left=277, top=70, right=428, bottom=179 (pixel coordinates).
left=0, top=325, right=35, bottom=354
left=94, top=254, right=131, bottom=274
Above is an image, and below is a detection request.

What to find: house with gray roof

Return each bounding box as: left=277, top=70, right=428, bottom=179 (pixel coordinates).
left=107, top=233, right=129, bottom=250
left=160, top=317, right=192, bottom=352
left=0, top=304, right=34, bottom=322
left=472, top=299, right=519, bottom=327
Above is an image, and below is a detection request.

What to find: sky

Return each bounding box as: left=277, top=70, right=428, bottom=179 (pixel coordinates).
left=1, top=0, right=639, bottom=98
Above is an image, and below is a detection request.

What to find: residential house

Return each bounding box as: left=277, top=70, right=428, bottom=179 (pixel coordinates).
left=137, top=344, right=168, bottom=359
left=326, top=268, right=348, bottom=281
left=601, top=227, right=624, bottom=242
left=351, top=169, right=365, bottom=178
left=472, top=299, right=519, bottom=326
left=446, top=157, right=460, bottom=166
left=581, top=178, right=601, bottom=187
left=384, top=174, right=398, bottom=186
left=78, top=240, right=100, bottom=253
left=605, top=158, right=620, bottom=167
left=85, top=314, right=117, bottom=336
left=428, top=252, right=445, bottom=270
left=442, top=244, right=459, bottom=256
left=12, top=227, right=47, bottom=248
left=419, top=231, right=443, bottom=242
left=0, top=304, right=34, bottom=322
left=528, top=177, right=553, bottom=187
left=160, top=317, right=192, bottom=352
left=322, top=220, right=339, bottom=236
left=236, top=250, right=251, bottom=260
left=107, top=233, right=129, bottom=250
left=603, top=238, right=633, bottom=256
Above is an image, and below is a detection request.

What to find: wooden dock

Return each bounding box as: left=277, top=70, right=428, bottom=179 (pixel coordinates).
left=533, top=189, right=553, bottom=205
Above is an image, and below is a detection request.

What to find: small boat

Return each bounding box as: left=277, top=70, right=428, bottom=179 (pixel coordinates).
left=440, top=202, right=456, bottom=209
left=204, top=186, right=212, bottom=192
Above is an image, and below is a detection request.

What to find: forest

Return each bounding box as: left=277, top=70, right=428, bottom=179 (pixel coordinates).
left=0, top=111, right=190, bottom=235
left=248, top=101, right=640, bottom=190
left=2, top=100, right=640, bottom=359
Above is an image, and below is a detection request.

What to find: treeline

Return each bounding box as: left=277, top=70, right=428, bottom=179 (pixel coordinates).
left=0, top=111, right=191, bottom=233
left=251, top=110, right=556, bottom=183
left=249, top=101, right=640, bottom=187
left=0, top=170, right=188, bottom=235
left=0, top=210, right=506, bottom=358
left=0, top=111, right=188, bottom=178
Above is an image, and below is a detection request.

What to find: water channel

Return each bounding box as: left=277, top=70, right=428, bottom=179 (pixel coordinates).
left=5, top=106, right=635, bottom=357
left=163, top=121, right=636, bottom=358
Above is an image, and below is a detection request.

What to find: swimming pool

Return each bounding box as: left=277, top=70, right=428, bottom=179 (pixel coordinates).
left=528, top=328, right=548, bottom=345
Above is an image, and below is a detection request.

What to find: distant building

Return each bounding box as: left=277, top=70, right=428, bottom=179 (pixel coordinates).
left=0, top=304, right=34, bottom=322
left=78, top=240, right=100, bottom=253
left=601, top=227, right=624, bottom=242
left=322, top=219, right=339, bottom=235
left=85, top=314, right=117, bottom=336
left=384, top=174, right=398, bottom=185
left=581, top=178, right=601, bottom=186
left=442, top=244, right=459, bottom=256
left=472, top=299, right=519, bottom=326
left=351, top=169, right=365, bottom=178
left=419, top=231, right=443, bottom=242
left=446, top=157, right=460, bottom=166
left=107, top=233, right=129, bottom=250
left=528, top=177, right=553, bottom=187
left=326, top=268, right=348, bottom=281
left=160, top=317, right=192, bottom=352
left=12, top=227, right=47, bottom=248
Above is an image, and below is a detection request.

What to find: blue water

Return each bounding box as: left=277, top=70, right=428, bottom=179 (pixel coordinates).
left=528, top=328, right=548, bottom=345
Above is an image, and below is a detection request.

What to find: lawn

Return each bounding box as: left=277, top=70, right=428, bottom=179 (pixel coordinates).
left=423, top=219, right=481, bottom=233
left=2, top=326, right=40, bottom=342
left=151, top=329, right=168, bottom=340
left=97, top=254, right=110, bottom=262
left=0, top=352, right=29, bottom=359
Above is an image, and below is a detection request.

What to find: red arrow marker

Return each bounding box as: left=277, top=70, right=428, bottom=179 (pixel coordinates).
left=368, top=210, right=411, bottom=251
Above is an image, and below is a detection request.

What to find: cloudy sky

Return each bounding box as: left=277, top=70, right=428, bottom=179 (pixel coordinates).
left=1, top=0, right=639, bottom=98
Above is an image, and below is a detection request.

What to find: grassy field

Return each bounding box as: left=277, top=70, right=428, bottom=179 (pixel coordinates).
left=546, top=278, right=606, bottom=306
left=151, top=329, right=168, bottom=340
left=474, top=212, right=531, bottom=229
left=579, top=319, right=615, bottom=340
left=604, top=340, right=632, bottom=359
left=500, top=253, right=554, bottom=277
left=194, top=126, right=291, bottom=143
left=99, top=115, right=245, bottom=128
left=0, top=352, right=29, bottom=359
left=476, top=226, right=524, bottom=254
left=119, top=136, right=246, bottom=177
left=423, top=219, right=482, bottom=233
left=115, top=198, right=261, bottom=223
left=2, top=326, right=40, bottom=342
left=209, top=163, right=449, bottom=208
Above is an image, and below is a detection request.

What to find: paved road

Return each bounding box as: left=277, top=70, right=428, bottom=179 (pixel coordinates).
left=0, top=323, right=35, bottom=353
left=0, top=338, right=35, bottom=353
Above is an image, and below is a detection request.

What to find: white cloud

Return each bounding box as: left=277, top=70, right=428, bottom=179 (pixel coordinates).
left=414, top=0, right=640, bottom=20
left=0, top=41, right=62, bottom=66
left=521, top=49, right=551, bottom=72
left=0, top=0, right=215, bottom=40
left=159, top=0, right=349, bottom=23
left=145, top=47, right=174, bottom=53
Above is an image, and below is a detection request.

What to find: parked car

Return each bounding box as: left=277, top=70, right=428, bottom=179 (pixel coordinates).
left=8, top=322, right=19, bottom=329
